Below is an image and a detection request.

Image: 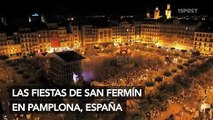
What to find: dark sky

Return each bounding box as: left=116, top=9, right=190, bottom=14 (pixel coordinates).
left=1, top=0, right=212, bottom=16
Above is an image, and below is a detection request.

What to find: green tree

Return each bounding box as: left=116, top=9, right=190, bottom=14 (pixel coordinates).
left=0, top=55, right=8, bottom=60
left=156, top=93, right=169, bottom=102
left=171, top=83, right=183, bottom=96
left=155, top=76, right=163, bottom=82
left=16, top=70, right=24, bottom=74
left=171, top=69, right=177, bottom=73
left=145, top=81, right=155, bottom=87
left=177, top=65, right=184, bottom=69
left=22, top=74, right=30, bottom=79
left=191, top=51, right=200, bottom=56
left=140, top=100, right=151, bottom=112
left=163, top=71, right=172, bottom=77
left=173, top=75, right=191, bottom=89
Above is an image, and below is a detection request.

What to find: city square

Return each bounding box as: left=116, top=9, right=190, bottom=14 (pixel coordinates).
left=0, top=0, right=212, bottom=120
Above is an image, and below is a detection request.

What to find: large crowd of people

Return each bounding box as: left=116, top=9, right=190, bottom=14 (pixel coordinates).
left=82, top=44, right=186, bottom=87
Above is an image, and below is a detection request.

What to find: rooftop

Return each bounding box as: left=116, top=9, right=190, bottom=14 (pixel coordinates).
left=196, top=20, right=213, bottom=32
left=55, top=51, right=85, bottom=62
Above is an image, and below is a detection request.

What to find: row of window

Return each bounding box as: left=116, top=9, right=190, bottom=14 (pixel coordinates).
left=142, top=33, right=159, bottom=36
left=195, top=47, right=212, bottom=52
left=196, top=33, right=212, bottom=38
left=19, top=31, right=67, bottom=37
left=142, top=26, right=160, bottom=29
left=194, top=42, right=213, bottom=47
left=195, top=38, right=213, bottom=42
left=142, top=29, right=159, bottom=32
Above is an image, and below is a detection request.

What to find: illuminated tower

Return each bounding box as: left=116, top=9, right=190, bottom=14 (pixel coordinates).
left=146, top=10, right=150, bottom=19
left=165, top=4, right=172, bottom=19
left=154, top=7, right=160, bottom=19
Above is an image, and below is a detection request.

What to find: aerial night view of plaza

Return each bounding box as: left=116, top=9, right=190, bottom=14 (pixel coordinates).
left=0, top=0, right=212, bottom=120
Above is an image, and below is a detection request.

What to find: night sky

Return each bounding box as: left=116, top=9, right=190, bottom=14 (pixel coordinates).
left=1, top=0, right=212, bottom=16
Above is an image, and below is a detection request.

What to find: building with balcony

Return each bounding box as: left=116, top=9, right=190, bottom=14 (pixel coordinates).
left=159, top=19, right=201, bottom=49
left=194, top=32, right=213, bottom=54
left=81, top=25, right=97, bottom=46
left=141, top=20, right=160, bottom=43
left=0, top=33, right=22, bottom=59
left=97, top=28, right=112, bottom=44
left=112, top=21, right=136, bottom=43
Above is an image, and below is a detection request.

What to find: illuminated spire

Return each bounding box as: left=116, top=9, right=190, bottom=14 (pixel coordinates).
left=146, top=10, right=150, bottom=19
left=165, top=4, right=172, bottom=19
left=154, top=6, right=160, bottom=19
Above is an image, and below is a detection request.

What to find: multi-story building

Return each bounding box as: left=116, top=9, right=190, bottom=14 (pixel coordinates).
left=81, top=25, right=113, bottom=47
left=19, top=26, right=74, bottom=54
left=5, top=36, right=22, bottom=58
left=47, top=51, right=84, bottom=85
left=36, top=30, right=50, bottom=53
left=112, top=21, right=135, bottom=43
left=140, top=19, right=201, bottom=50
left=0, top=33, right=22, bottom=59
left=0, top=24, right=79, bottom=59
left=0, top=15, right=211, bottom=59
left=46, top=27, right=74, bottom=52
left=159, top=19, right=201, bottom=49
left=141, top=20, right=160, bottom=43
left=71, top=25, right=80, bottom=42
left=71, top=25, right=81, bottom=48
left=133, top=21, right=142, bottom=42
left=194, top=32, right=213, bottom=54
left=81, top=25, right=97, bottom=46
left=97, top=28, right=113, bottom=44
left=19, top=28, right=37, bottom=55
left=0, top=33, right=8, bottom=56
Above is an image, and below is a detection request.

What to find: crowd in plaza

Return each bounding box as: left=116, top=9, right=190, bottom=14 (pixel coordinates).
left=0, top=43, right=212, bottom=120
left=83, top=44, right=188, bottom=88
left=82, top=44, right=213, bottom=120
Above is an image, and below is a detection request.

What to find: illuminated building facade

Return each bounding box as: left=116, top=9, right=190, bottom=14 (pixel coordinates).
left=146, top=10, right=150, bottom=19
left=28, top=13, right=46, bottom=23
left=19, top=27, right=73, bottom=55
left=0, top=33, right=22, bottom=59
left=159, top=20, right=201, bottom=49
left=0, top=14, right=210, bottom=59
left=81, top=25, right=113, bottom=46
left=154, top=7, right=160, bottom=19
left=47, top=51, right=84, bottom=85
left=71, top=25, right=81, bottom=47
left=0, top=33, right=9, bottom=55
left=19, top=28, right=37, bottom=56
left=81, top=25, right=97, bottom=46
left=0, top=25, right=77, bottom=59
left=97, top=28, right=112, bottom=44
left=48, top=27, right=73, bottom=52
left=165, top=4, right=172, bottom=19
left=134, top=21, right=142, bottom=42
left=141, top=21, right=160, bottom=43
left=35, top=30, right=50, bottom=53
left=140, top=19, right=201, bottom=49
left=5, top=36, right=22, bottom=58
left=112, top=21, right=136, bottom=43
left=194, top=32, right=213, bottom=54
